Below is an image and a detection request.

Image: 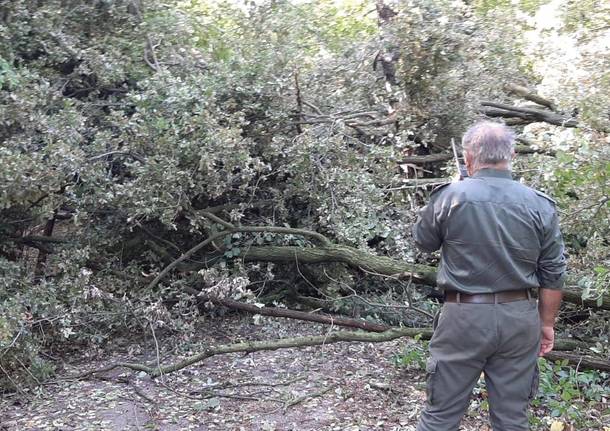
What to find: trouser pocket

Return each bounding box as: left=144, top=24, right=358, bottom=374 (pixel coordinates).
left=528, top=362, right=540, bottom=401
left=426, top=358, right=438, bottom=405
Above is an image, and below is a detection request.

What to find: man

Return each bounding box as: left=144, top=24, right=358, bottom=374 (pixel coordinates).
left=413, top=121, right=566, bottom=431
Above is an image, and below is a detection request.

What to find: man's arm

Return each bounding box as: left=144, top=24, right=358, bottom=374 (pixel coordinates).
left=412, top=185, right=449, bottom=253
left=537, top=209, right=567, bottom=356
left=412, top=198, right=443, bottom=253
left=538, top=288, right=562, bottom=356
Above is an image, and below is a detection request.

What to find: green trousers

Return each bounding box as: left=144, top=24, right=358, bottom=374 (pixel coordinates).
left=416, top=299, right=541, bottom=431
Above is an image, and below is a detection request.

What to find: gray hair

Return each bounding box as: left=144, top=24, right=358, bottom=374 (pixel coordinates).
left=462, top=121, right=515, bottom=165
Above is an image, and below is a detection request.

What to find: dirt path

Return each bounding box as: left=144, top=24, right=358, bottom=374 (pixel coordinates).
left=1, top=316, right=491, bottom=430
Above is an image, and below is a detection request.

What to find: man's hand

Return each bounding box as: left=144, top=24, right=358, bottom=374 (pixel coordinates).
left=539, top=326, right=555, bottom=356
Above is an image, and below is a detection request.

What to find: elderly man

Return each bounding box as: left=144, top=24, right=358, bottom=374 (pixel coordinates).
left=413, top=121, right=566, bottom=431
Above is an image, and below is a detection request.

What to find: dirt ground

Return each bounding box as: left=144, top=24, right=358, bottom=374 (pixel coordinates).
left=0, top=315, right=494, bottom=431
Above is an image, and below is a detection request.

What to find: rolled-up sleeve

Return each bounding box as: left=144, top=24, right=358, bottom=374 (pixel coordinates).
left=537, top=210, right=567, bottom=289
left=412, top=197, right=444, bottom=253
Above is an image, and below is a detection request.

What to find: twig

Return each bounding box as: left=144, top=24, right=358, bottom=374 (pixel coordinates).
left=146, top=229, right=235, bottom=290
left=150, top=322, right=164, bottom=382
left=89, top=151, right=145, bottom=163
left=283, top=383, right=336, bottom=411
left=133, top=384, right=157, bottom=404
left=189, top=376, right=306, bottom=394
left=159, top=381, right=283, bottom=403
left=294, top=69, right=303, bottom=134
left=328, top=267, right=435, bottom=320
left=0, top=362, right=28, bottom=397
left=303, top=100, right=323, bottom=115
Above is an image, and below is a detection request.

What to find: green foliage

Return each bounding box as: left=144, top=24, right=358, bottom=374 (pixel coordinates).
left=473, top=0, right=551, bottom=15
left=392, top=334, right=429, bottom=370
left=0, top=0, right=608, bottom=395
left=530, top=358, right=609, bottom=428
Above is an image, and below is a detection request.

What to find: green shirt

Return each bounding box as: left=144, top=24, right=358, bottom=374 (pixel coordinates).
left=412, top=168, right=566, bottom=294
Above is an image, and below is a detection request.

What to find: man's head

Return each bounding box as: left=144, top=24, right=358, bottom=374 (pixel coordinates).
left=462, top=121, right=515, bottom=175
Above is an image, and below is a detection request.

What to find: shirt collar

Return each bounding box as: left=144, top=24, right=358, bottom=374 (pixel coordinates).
left=472, top=168, right=513, bottom=180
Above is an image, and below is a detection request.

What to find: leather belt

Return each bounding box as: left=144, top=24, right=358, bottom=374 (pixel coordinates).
left=444, top=289, right=531, bottom=304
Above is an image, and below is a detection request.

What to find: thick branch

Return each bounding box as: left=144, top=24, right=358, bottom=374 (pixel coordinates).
left=202, top=295, right=391, bottom=332
left=204, top=295, right=591, bottom=355
left=242, top=245, right=437, bottom=286
left=503, top=83, right=556, bottom=110
left=147, top=229, right=235, bottom=290
left=480, top=102, right=577, bottom=128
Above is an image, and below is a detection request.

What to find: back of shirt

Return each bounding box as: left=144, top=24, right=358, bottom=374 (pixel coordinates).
left=412, top=168, right=566, bottom=294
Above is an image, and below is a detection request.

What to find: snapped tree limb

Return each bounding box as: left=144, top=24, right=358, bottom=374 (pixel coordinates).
left=479, top=101, right=578, bottom=128
left=503, top=83, right=556, bottom=111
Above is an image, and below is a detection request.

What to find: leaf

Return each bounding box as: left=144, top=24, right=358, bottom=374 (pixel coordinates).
left=550, top=421, right=565, bottom=431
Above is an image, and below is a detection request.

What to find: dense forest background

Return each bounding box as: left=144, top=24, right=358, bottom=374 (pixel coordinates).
left=1, top=0, right=608, bottom=429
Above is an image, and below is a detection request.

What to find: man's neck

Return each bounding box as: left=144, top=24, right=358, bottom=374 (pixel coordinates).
left=471, top=163, right=510, bottom=175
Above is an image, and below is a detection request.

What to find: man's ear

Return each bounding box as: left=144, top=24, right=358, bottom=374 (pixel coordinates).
left=464, top=151, right=473, bottom=168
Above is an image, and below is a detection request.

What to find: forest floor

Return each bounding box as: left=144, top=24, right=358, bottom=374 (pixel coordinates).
left=0, top=315, right=514, bottom=430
